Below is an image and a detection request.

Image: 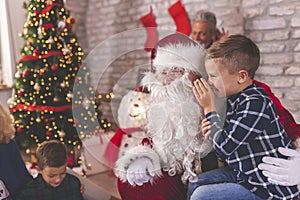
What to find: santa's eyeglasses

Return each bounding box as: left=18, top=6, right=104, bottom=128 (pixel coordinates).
left=160, top=67, right=185, bottom=76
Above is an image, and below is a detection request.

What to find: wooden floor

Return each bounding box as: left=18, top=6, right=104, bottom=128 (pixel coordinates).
left=87, top=170, right=121, bottom=200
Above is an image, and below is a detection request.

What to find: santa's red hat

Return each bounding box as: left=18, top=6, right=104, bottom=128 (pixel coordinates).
left=150, top=33, right=206, bottom=75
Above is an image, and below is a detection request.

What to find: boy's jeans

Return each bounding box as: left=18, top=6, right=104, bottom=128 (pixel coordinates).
left=187, top=166, right=262, bottom=200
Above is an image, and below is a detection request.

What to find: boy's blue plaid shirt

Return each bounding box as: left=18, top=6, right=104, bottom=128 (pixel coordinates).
left=206, top=83, right=299, bottom=200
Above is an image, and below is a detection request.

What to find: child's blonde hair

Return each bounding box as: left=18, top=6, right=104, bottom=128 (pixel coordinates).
left=0, top=104, right=15, bottom=144
left=206, top=34, right=260, bottom=79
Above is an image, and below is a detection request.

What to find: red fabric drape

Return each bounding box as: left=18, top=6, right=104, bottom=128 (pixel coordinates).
left=254, top=80, right=300, bottom=140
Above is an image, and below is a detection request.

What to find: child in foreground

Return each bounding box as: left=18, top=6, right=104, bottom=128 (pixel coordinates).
left=189, top=34, right=299, bottom=200
left=16, top=140, right=83, bottom=200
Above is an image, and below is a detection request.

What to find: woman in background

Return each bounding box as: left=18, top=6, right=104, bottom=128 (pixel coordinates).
left=0, top=104, right=32, bottom=199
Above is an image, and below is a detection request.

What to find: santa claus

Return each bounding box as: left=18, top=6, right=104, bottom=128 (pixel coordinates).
left=115, top=33, right=216, bottom=200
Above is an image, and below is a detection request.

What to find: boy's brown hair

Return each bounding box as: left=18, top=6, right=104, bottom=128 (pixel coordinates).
left=36, top=140, right=68, bottom=169
left=206, top=34, right=260, bottom=79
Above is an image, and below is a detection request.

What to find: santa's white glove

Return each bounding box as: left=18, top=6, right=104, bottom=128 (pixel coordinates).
left=126, top=157, right=155, bottom=186
left=258, top=147, right=300, bottom=186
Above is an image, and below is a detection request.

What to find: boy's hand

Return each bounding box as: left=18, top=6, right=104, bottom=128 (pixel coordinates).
left=201, top=118, right=211, bottom=140
left=193, top=78, right=216, bottom=115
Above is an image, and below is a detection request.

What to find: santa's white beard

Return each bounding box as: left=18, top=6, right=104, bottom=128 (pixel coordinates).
left=142, top=72, right=212, bottom=182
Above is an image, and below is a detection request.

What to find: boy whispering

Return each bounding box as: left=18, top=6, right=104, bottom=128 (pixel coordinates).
left=189, top=35, right=299, bottom=200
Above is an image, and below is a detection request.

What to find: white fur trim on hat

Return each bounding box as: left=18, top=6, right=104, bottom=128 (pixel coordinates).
left=153, top=43, right=206, bottom=74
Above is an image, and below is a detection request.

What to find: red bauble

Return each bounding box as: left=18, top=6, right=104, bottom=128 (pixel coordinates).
left=70, top=18, right=75, bottom=24
left=17, top=127, right=23, bottom=132
left=33, top=49, right=39, bottom=55
left=18, top=91, right=24, bottom=96
left=46, top=131, right=52, bottom=136
left=23, top=70, right=29, bottom=76
left=51, top=64, right=58, bottom=70
left=27, top=41, right=32, bottom=46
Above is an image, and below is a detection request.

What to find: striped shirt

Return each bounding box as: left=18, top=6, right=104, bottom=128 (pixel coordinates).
left=206, top=83, right=299, bottom=200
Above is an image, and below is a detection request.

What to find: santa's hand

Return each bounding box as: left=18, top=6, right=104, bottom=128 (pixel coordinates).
left=258, top=147, right=300, bottom=186
left=126, top=157, right=155, bottom=186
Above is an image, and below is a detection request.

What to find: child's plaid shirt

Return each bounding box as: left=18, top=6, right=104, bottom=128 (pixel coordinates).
left=206, top=83, right=299, bottom=200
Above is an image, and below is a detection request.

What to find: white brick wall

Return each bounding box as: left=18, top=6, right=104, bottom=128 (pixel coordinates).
left=66, top=0, right=300, bottom=126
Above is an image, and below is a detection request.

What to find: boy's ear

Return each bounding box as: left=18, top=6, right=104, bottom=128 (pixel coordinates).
left=36, top=165, right=43, bottom=174
left=238, top=69, right=249, bottom=84
left=237, top=70, right=249, bottom=84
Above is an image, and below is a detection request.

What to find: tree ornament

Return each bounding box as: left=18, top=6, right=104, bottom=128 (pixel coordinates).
left=17, top=127, right=23, bottom=132
left=62, top=45, right=71, bottom=55
left=36, top=117, right=41, bottom=123
left=51, top=64, right=58, bottom=71
left=67, top=92, right=73, bottom=98
left=23, top=28, right=28, bottom=35
left=18, top=91, right=24, bottom=96
left=53, top=96, right=60, bottom=102
left=7, top=98, right=14, bottom=106
left=33, top=49, right=39, bottom=55
left=34, top=83, right=41, bottom=91
left=38, top=19, right=43, bottom=39
left=23, top=70, right=29, bottom=77
left=27, top=40, right=32, bottom=46
left=58, top=130, right=66, bottom=138
left=70, top=17, right=75, bottom=24
left=46, top=131, right=52, bottom=136
left=46, top=36, right=54, bottom=44
left=57, top=20, right=66, bottom=35
left=15, top=71, right=21, bottom=78
left=60, top=81, right=66, bottom=88
left=39, top=69, right=45, bottom=76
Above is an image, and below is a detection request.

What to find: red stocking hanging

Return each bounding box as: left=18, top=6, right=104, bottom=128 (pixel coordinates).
left=168, top=0, right=191, bottom=36
left=140, top=6, right=157, bottom=52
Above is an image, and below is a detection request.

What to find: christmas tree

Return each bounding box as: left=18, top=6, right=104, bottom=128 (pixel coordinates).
left=9, top=0, right=109, bottom=164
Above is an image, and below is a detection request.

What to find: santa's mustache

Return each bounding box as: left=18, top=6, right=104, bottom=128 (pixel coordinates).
left=142, top=72, right=194, bottom=101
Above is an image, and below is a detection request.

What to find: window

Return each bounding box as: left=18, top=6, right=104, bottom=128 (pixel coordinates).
left=0, top=0, right=25, bottom=88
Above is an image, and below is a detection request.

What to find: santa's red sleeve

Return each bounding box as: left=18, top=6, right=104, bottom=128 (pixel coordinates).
left=254, top=80, right=300, bottom=140
left=117, top=172, right=187, bottom=200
